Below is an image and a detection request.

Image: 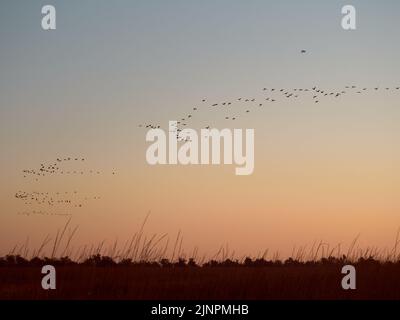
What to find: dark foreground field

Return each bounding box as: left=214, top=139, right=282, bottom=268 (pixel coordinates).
left=1, top=258, right=400, bottom=299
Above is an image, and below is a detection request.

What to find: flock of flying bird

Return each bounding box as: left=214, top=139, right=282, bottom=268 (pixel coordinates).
left=16, top=77, right=400, bottom=216
left=15, top=190, right=101, bottom=207
left=16, top=157, right=116, bottom=218
left=17, top=211, right=72, bottom=217
left=138, top=84, right=400, bottom=140
left=22, top=157, right=116, bottom=182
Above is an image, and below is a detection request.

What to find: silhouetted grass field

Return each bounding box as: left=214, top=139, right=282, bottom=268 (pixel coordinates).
left=2, top=218, right=400, bottom=299
left=1, top=256, right=400, bottom=299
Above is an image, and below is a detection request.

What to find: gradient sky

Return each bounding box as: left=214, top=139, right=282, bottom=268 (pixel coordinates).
left=1, top=0, right=399, bottom=259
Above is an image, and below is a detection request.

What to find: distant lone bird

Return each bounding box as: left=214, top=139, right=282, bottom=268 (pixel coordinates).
left=301, top=50, right=306, bottom=54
